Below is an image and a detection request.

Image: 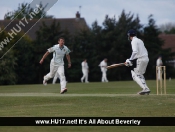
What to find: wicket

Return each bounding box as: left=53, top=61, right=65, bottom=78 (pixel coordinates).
left=156, top=66, right=166, bottom=95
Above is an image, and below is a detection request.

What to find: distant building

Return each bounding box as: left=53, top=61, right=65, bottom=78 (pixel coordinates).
left=159, top=34, right=175, bottom=67
left=0, top=11, right=89, bottom=40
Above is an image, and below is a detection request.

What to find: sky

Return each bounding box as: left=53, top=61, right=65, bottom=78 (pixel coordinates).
left=0, top=0, right=175, bottom=27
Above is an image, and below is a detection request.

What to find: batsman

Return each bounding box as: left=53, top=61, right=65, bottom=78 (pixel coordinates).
left=125, top=29, right=150, bottom=95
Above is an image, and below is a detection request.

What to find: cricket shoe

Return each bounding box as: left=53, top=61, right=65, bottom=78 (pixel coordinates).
left=81, top=78, right=83, bottom=83
left=137, top=89, right=151, bottom=95
left=43, top=80, right=47, bottom=86
left=60, top=88, right=67, bottom=94
left=43, top=76, right=47, bottom=86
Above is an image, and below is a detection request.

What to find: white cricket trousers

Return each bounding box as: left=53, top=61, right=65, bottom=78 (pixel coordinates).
left=101, top=68, right=108, bottom=82
left=44, top=61, right=66, bottom=91
left=132, top=56, right=149, bottom=90
left=134, top=56, right=149, bottom=75
left=52, top=72, right=60, bottom=84
left=157, top=67, right=162, bottom=80
left=81, top=69, right=88, bottom=82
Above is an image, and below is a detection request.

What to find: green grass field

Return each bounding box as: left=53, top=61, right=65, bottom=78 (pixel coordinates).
left=0, top=80, right=175, bottom=132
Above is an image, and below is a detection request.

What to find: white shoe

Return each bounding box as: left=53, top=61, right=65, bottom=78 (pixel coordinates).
left=81, top=78, right=83, bottom=83
left=144, top=88, right=150, bottom=92
left=137, top=89, right=151, bottom=95
left=85, top=81, right=89, bottom=83
left=60, top=88, right=67, bottom=94
left=43, top=80, right=47, bottom=86
left=43, top=76, right=47, bottom=86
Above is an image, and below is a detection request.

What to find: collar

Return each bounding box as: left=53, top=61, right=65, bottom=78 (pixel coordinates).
left=59, top=45, right=64, bottom=50
left=131, top=36, right=137, bottom=41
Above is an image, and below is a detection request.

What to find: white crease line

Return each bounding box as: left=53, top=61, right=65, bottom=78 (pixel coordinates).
left=0, top=93, right=173, bottom=97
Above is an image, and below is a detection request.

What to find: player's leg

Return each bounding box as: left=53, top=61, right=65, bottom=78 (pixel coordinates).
left=43, top=61, right=58, bottom=85
left=102, top=69, right=108, bottom=82
left=158, top=67, right=162, bottom=80
left=52, top=72, right=59, bottom=84
left=57, top=66, right=67, bottom=94
left=81, top=70, right=86, bottom=82
left=131, top=70, right=149, bottom=89
left=85, top=70, right=89, bottom=83
left=103, top=70, right=108, bottom=82
left=101, top=69, right=104, bottom=82
left=132, top=57, right=150, bottom=95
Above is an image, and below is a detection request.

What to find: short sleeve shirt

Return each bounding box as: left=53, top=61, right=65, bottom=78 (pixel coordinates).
left=48, top=44, right=71, bottom=66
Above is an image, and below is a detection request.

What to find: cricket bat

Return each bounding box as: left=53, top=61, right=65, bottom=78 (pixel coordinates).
left=107, top=63, right=126, bottom=69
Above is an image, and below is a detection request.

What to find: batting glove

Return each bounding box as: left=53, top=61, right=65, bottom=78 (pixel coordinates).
left=125, top=59, right=133, bottom=67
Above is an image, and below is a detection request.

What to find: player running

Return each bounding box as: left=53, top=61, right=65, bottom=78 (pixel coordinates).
left=125, top=29, right=151, bottom=95
left=39, top=37, right=71, bottom=94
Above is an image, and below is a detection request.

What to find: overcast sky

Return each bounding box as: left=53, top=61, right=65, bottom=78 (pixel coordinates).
left=0, top=0, right=175, bottom=27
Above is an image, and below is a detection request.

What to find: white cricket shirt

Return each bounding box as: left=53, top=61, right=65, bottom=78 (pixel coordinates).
left=47, top=44, right=71, bottom=66
left=156, top=58, right=163, bottom=66
left=99, top=60, right=107, bottom=70
left=130, top=37, right=148, bottom=60
left=81, top=61, right=88, bottom=70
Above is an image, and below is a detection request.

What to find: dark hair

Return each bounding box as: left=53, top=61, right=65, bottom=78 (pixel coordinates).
left=58, top=37, right=65, bottom=41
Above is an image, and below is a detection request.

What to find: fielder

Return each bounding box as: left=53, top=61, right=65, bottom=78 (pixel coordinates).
left=81, top=59, right=89, bottom=83
left=39, top=37, right=71, bottom=94
left=125, top=29, right=150, bottom=95
left=156, top=56, right=163, bottom=80
left=99, top=58, right=108, bottom=82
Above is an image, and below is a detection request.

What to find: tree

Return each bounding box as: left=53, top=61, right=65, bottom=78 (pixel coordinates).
left=2, top=2, right=54, bottom=84
left=0, top=31, right=17, bottom=85
left=159, top=22, right=175, bottom=33
left=4, top=2, right=53, bottom=20
left=13, top=36, right=35, bottom=84
left=0, top=29, right=34, bottom=84
left=70, top=28, right=96, bottom=82
left=164, top=27, right=175, bottom=34
left=143, top=15, right=175, bottom=79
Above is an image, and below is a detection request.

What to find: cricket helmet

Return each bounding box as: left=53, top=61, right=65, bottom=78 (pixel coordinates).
left=127, top=29, right=137, bottom=41
left=127, top=29, right=137, bottom=37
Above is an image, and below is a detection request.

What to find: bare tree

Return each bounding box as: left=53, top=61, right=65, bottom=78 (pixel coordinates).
left=159, top=22, right=175, bottom=32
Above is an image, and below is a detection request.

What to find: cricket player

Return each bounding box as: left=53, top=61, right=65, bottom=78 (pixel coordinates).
left=125, top=29, right=150, bottom=95
left=81, top=59, right=89, bottom=83
left=99, top=58, right=108, bottom=82
left=156, top=56, right=163, bottom=80
left=39, top=37, right=71, bottom=94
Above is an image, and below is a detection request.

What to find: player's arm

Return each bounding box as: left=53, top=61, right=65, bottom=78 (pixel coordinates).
left=66, top=54, right=71, bottom=68
left=129, top=42, right=138, bottom=61
left=125, top=42, right=137, bottom=66
left=39, top=51, right=50, bottom=64
left=99, top=62, right=104, bottom=67
left=129, top=51, right=137, bottom=61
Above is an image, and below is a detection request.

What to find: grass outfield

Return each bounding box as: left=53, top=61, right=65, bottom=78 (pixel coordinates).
left=0, top=80, right=175, bottom=132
